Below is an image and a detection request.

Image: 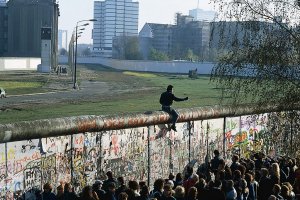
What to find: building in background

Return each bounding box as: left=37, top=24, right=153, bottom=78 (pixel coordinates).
left=0, top=0, right=8, bottom=56
left=139, top=13, right=211, bottom=61
left=58, top=29, right=68, bottom=50
left=6, top=0, right=59, bottom=70
left=189, top=8, right=216, bottom=22
left=93, top=0, right=139, bottom=57
left=139, top=23, right=173, bottom=60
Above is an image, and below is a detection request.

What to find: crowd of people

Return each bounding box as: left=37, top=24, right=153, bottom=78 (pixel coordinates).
left=17, top=150, right=300, bottom=200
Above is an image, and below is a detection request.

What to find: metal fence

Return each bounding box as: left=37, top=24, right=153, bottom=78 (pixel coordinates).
left=0, top=104, right=299, bottom=199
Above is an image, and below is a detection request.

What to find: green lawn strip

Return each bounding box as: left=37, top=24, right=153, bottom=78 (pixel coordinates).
left=0, top=71, right=227, bottom=123
left=0, top=81, right=46, bottom=95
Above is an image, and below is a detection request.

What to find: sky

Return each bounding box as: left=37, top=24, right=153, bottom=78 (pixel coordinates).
left=58, top=0, right=214, bottom=44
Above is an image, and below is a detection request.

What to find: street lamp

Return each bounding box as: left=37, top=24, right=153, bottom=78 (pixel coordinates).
left=73, top=19, right=97, bottom=89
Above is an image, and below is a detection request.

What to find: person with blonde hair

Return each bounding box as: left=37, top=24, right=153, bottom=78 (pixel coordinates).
left=270, top=163, right=280, bottom=187
left=174, top=186, right=185, bottom=200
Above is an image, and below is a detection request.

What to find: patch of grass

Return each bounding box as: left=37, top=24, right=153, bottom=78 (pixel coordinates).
left=0, top=81, right=45, bottom=95
left=0, top=66, right=229, bottom=123
left=123, top=71, right=158, bottom=78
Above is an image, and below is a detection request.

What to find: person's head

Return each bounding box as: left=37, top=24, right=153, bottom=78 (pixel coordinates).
left=82, top=186, right=93, bottom=197
left=93, top=180, right=103, bottom=190
left=232, top=154, right=239, bottom=162
left=195, top=178, right=206, bottom=190
left=282, top=182, right=293, bottom=192
left=43, top=183, right=52, bottom=193
left=191, top=174, right=199, bottom=183
left=118, top=176, right=125, bottom=185
left=106, top=171, right=113, bottom=179
left=128, top=180, right=139, bottom=191
left=118, top=192, right=128, bottom=200
left=174, top=186, right=185, bottom=198
left=214, top=149, right=220, bottom=156
left=260, top=168, right=269, bottom=177
left=169, top=173, right=175, bottom=180
left=186, top=165, right=193, bottom=177
left=154, top=178, right=165, bottom=190
left=233, top=170, right=242, bottom=180
left=57, top=185, right=64, bottom=196
left=226, top=180, right=234, bottom=190
left=175, top=173, right=183, bottom=182
left=64, top=183, right=72, bottom=192
left=187, top=187, right=197, bottom=200
left=272, top=184, right=281, bottom=195
left=281, top=185, right=290, bottom=197
left=271, top=163, right=280, bottom=178
left=239, top=179, right=248, bottom=193
left=167, top=85, right=173, bottom=93
left=244, top=173, right=253, bottom=183
left=163, top=184, right=173, bottom=197
left=140, top=185, right=149, bottom=197
left=166, top=180, right=174, bottom=189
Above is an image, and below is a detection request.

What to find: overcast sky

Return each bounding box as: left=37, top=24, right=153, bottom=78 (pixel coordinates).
left=58, top=0, right=214, bottom=44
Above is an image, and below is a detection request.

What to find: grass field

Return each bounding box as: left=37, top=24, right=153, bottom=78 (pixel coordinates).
left=0, top=65, right=228, bottom=123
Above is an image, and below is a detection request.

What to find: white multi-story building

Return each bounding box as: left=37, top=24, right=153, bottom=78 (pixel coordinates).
left=58, top=29, right=68, bottom=50
left=93, top=0, right=139, bottom=57
left=189, top=8, right=216, bottom=22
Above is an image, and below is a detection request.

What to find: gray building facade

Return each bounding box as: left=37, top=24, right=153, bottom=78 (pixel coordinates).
left=139, top=13, right=210, bottom=60
left=93, top=0, right=139, bottom=57
left=0, top=1, right=8, bottom=56
left=7, top=0, right=59, bottom=60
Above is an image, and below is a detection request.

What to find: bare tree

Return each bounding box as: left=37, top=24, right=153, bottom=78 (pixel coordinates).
left=210, top=0, right=300, bottom=108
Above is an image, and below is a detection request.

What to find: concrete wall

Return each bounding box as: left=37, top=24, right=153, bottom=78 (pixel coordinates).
left=59, top=56, right=215, bottom=75
left=0, top=57, right=41, bottom=71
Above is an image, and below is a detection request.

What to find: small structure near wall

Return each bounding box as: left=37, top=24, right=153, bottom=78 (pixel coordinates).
left=38, top=27, right=52, bottom=73
left=188, top=68, right=198, bottom=78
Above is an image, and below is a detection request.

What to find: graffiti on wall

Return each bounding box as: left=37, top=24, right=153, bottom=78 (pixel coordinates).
left=1, top=112, right=299, bottom=198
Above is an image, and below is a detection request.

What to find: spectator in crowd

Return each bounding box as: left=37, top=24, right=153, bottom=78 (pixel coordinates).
left=136, top=185, right=150, bottom=200
left=225, top=180, right=237, bottom=200
left=116, top=177, right=127, bottom=198
left=230, top=155, right=240, bottom=173
left=56, top=185, right=64, bottom=200
left=186, top=187, right=197, bottom=200
left=103, top=171, right=118, bottom=193
left=150, top=178, right=164, bottom=199
left=103, top=182, right=117, bottom=200
left=64, top=183, right=78, bottom=200
left=244, top=173, right=258, bottom=200
left=80, top=186, right=99, bottom=200
left=128, top=180, right=140, bottom=197
left=173, top=186, right=185, bottom=200
left=118, top=192, right=128, bottom=200
left=161, top=184, right=175, bottom=200
left=271, top=184, right=284, bottom=200
left=42, top=183, right=56, bottom=200
left=258, top=168, right=272, bottom=200
left=174, top=173, right=183, bottom=189
left=211, top=150, right=223, bottom=173
left=93, top=180, right=106, bottom=200
left=281, top=184, right=295, bottom=200
left=270, top=163, right=281, bottom=187
left=206, top=180, right=225, bottom=200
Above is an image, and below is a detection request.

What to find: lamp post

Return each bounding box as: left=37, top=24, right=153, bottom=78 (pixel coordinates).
left=73, top=19, right=97, bottom=89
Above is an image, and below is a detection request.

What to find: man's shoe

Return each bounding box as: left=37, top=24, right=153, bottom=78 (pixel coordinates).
left=171, top=125, right=177, bottom=132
